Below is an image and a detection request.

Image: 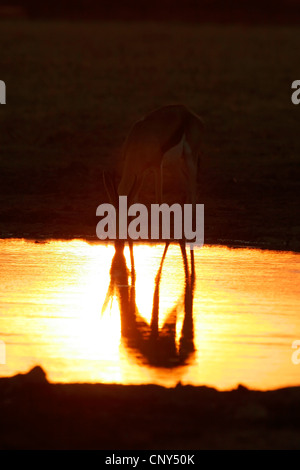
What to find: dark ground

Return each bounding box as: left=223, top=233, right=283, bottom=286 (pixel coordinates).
left=1, top=366, right=300, bottom=450
left=1, top=152, right=299, bottom=252
left=0, top=22, right=299, bottom=252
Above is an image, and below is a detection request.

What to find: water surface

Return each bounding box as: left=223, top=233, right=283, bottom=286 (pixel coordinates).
left=0, top=239, right=299, bottom=390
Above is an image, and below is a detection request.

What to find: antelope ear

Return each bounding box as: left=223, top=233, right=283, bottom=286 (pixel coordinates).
left=102, top=170, right=118, bottom=207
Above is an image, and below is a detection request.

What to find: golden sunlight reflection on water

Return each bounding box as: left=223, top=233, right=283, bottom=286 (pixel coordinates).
left=0, top=239, right=299, bottom=390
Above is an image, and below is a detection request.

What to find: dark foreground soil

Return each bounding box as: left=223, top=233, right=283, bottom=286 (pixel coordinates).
left=1, top=366, right=300, bottom=450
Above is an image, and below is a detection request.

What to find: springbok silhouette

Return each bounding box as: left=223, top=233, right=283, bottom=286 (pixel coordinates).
left=100, top=110, right=199, bottom=366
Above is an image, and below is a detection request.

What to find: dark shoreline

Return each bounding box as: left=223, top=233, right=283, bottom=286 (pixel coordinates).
left=1, top=161, right=298, bottom=253
left=1, top=366, right=300, bottom=450
left=0, top=22, right=299, bottom=255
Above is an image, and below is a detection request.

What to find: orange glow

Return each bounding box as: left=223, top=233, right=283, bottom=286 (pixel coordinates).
left=0, top=239, right=299, bottom=390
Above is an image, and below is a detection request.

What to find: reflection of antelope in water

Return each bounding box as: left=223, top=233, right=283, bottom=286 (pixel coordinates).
left=102, top=240, right=195, bottom=368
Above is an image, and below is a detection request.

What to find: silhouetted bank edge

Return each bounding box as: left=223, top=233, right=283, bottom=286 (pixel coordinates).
left=1, top=366, right=300, bottom=450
